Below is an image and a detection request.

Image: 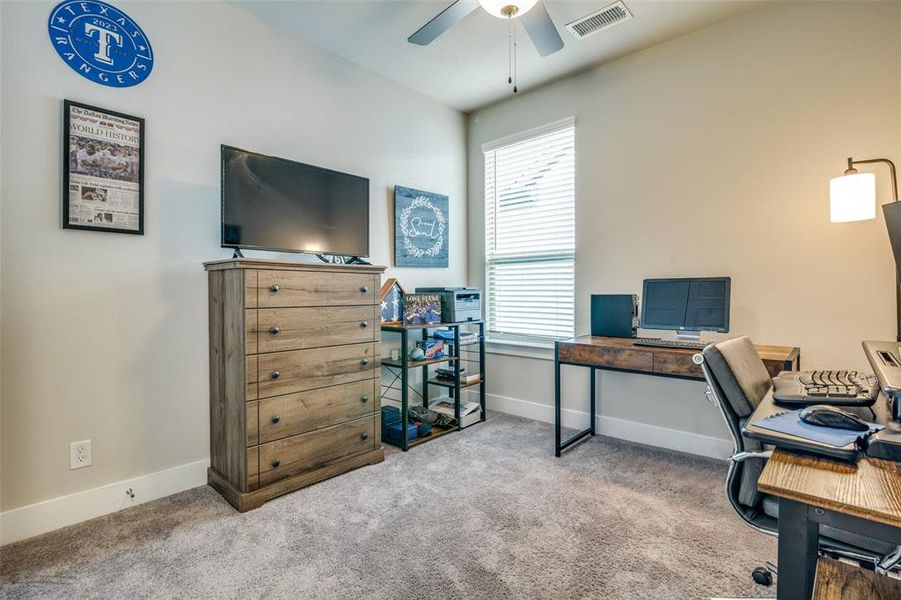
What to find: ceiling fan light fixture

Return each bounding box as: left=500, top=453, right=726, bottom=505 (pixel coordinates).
left=478, top=0, right=539, bottom=19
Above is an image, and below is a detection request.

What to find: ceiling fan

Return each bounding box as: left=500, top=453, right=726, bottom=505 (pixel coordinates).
left=408, top=0, right=564, bottom=57
left=408, top=1, right=564, bottom=94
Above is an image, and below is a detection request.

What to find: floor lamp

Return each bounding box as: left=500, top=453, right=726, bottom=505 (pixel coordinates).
left=830, top=157, right=901, bottom=341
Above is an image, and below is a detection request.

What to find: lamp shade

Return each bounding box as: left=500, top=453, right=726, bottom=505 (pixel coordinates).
left=478, top=0, right=539, bottom=18
left=830, top=172, right=876, bottom=222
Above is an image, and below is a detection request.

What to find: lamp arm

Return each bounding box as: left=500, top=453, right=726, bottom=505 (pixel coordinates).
left=843, top=157, right=901, bottom=342
left=849, top=157, right=899, bottom=202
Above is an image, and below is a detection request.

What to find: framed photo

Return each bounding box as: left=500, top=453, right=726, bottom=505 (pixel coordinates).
left=63, top=100, right=144, bottom=234
left=403, top=293, right=442, bottom=325
left=394, top=185, right=448, bottom=267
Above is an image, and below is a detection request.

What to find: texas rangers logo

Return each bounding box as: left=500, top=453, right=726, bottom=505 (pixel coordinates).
left=48, top=1, right=153, bottom=88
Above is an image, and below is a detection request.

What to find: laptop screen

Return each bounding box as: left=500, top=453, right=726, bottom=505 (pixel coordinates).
left=883, top=202, right=901, bottom=278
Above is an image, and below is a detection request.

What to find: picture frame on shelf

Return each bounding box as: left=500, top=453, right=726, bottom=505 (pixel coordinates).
left=380, top=278, right=405, bottom=324
left=403, top=293, right=442, bottom=325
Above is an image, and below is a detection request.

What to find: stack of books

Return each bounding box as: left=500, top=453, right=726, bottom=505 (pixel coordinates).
left=430, top=398, right=482, bottom=428
left=435, top=367, right=481, bottom=385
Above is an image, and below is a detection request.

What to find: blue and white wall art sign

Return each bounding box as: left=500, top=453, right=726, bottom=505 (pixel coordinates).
left=48, top=1, right=153, bottom=88
left=394, top=186, right=449, bottom=268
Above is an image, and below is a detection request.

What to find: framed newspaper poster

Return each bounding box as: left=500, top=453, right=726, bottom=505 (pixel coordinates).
left=63, top=100, right=144, bottom=234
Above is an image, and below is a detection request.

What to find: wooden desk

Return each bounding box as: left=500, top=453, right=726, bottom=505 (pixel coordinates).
left=553, top=336, right=800, bottom=456
left=758, top=448, right=901, bottom=599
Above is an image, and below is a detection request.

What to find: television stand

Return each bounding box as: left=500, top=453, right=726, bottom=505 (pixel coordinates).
left=232, top=248, right=245, bottom=259
left=316, top=254, right=370, bottom=265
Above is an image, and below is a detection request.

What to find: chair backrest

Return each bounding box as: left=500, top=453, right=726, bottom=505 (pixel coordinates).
left=702, top=336, right=773, bottom=418
left=700, top=336, right=774, bottom=512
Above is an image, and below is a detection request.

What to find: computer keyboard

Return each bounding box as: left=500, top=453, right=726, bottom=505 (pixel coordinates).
left=632, top=338, right=708, bottom=351
left=773, top=370, right=880, bottom=407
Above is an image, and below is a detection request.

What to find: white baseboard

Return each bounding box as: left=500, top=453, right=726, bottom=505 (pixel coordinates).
left=1, top=396, right=730, bottom=545
left=1, top=459, right=209, bottom=546
left=487, top=393, right=732, bottom=459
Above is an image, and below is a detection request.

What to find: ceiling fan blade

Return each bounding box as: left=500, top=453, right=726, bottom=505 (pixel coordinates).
left=520, top=1, right=564, bottom=57
left=408, top=0, right=480, bottom=46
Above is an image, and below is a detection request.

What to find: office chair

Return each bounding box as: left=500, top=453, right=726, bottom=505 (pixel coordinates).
left=694, top=337, right=901, bottom=585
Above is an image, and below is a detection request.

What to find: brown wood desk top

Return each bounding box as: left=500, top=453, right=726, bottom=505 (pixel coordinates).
left=556, top=335, right=800, bottom=380
left=758, top=449, right=901, bottom=530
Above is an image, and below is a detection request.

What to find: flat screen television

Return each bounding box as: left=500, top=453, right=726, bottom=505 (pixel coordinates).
left=221, top=145, right=369, bottom=257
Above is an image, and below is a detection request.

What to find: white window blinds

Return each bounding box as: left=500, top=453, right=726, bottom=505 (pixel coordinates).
left=484, top=122, right=575, bottom=340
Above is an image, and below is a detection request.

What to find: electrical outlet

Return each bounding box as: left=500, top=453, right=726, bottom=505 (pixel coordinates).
left=69, top=440, right=92, bottom=469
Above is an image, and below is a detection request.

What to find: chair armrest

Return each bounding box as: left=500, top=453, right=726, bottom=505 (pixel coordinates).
left=729, top=450, right=773, bottom=464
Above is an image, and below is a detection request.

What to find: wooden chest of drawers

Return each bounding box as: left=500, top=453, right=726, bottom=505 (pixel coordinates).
left=204, top=258, right=386, bottom=511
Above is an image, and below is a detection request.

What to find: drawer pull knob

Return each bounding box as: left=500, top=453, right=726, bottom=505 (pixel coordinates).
left=270, top=284, right=280, bottom=293
left=360, top=321, right=368, bottom=328
left=271, top=415, right=280, bottom=424
left=270, top=370, right=280, bottom=380
left=360, top=285, right=369, bottom=293
left=271, top=459, right=280, bottom=468
left=361, top=395, right=369, bottom=404
left=360, top=358, right=369, bottom=367
left=269, top=326, right=281, bottom=335
left=360, top=433, right=369, bottom=441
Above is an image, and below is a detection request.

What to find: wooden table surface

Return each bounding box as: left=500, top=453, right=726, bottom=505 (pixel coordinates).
left=556, top=335, right=800, bottom=380
left=758, top=449, right=901, bottom=530
left=560, top=335, right=797, bottom=353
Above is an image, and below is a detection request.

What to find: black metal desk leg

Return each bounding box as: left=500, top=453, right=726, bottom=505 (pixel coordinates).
left=589, top=366, right=596, bottom=436
left=777, top=498, right=818, bottom=600
left=555, top=349, right=594, bottom=456
left=555, top=342, right=562, bottom=457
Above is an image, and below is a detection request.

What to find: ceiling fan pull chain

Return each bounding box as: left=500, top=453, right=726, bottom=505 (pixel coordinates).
left=513, top=25, right=518, bottom=93
left=507, top=17, right=512, bottom=85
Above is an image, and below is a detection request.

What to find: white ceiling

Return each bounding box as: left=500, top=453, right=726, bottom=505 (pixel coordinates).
left=236, top=1, right=763, bottom=112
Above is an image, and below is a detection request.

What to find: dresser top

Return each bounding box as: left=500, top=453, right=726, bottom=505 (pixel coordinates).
left=204, top=257, right=386, bottom=274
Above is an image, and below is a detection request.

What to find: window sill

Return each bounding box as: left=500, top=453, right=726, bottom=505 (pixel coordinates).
left=485, top=338, right=555, bottom=361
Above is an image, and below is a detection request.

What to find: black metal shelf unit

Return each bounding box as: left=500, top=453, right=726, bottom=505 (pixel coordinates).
left=380, top=320, right=486, bottom=451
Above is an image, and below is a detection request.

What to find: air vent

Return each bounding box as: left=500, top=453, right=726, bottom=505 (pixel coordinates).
left=566, top=1, right=633, bottom=40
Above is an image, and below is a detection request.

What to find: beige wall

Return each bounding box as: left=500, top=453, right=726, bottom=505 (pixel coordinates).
left=3, top=0, right=900, bottom=515
left=467, top=1, right=900, bottom=451
left=0, top=1, right=466, bottom=511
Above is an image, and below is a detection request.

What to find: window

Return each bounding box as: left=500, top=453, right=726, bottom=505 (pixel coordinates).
left=484, top=119, right=575, bottom=342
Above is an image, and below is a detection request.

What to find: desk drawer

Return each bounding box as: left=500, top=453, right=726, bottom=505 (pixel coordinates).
left=254, top=343, right=378, bottom=399
left=255, top=380, right=377, bottom=444
left=249, top=306, right=378, bottom=354
left=653, top=352, right=702, bottom=378
left=558, top=343, right=652, bottom=372
left=255, top=270, right=378, bottom=308
left=258, top=416, right=376, bottom=486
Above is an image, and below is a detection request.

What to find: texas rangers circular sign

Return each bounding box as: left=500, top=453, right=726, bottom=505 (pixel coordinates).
left=48, top=1, right=153, bottom=88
